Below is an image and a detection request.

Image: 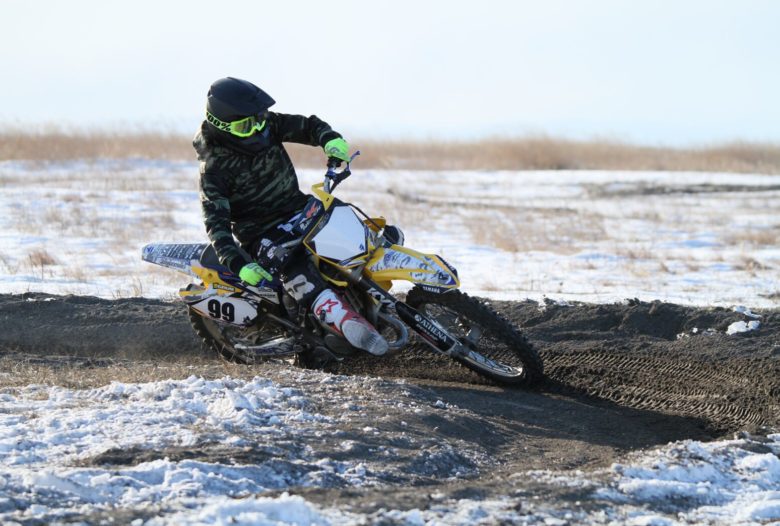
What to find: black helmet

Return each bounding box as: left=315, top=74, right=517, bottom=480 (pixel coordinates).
left=206, top=77, right=275, bottom=122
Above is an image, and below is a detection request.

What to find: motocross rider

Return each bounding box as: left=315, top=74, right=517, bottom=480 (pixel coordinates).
left=194, top=77, right=396, bottom=356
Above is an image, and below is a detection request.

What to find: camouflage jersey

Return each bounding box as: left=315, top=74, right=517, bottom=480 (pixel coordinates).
left=193, top=113, right=341, bottom=274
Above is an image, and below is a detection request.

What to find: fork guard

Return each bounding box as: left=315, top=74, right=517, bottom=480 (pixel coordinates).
left=394, top=301, right=462, bottom=356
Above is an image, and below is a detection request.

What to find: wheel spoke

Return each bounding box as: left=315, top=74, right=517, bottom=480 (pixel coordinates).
left=204, top=316, right=288, bottom=363
left=424, top=305, right=461, bottom=335
left=465, top=326, right=482, bottom=345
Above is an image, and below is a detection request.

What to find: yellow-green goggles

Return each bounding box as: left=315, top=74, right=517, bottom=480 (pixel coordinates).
left=206, top=110, right=267, bottom=138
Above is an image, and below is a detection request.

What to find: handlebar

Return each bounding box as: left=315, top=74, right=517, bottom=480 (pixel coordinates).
left=324, top=150, right=361, bottom=193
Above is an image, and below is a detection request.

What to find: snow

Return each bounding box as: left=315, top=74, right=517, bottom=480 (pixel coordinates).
left=734, top=305, right=762, bottom=319
left=1, top=159, right=778, bottom=307
left=1, top=158, right=779, bottom=524
left=0, top=373, right=494, bottom=524
left=726, top=320, right=761, bottom=335
left=0, top=375, right=778, bottom=524
left=143, top=494, right=331, bottom=526
left=595, top=436, right=780, bottom=524
left=0, top=376, right=367, bottom=519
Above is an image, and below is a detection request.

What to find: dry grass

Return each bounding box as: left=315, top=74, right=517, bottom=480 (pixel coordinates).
left=11, top=192, right=178, bottom=248
left=466, top=207, right=605, bottom=253
left=291, top=138, right=780, bottom=174
left=25, top=249, right=58, bottom=280
left=0, top=127, right=192, bottom=161
left=2, top=129, right=780, bottom=173
left=737, top=257, right=771, bottom=274
left=725, top=228, right=780, bottom=247
left=27, top=248, right=58, bottom=267
left=0, top=353, right=267, bottom=390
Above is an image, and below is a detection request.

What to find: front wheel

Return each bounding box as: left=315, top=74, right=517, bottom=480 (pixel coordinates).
left=406, top=288, right=543, bottom=386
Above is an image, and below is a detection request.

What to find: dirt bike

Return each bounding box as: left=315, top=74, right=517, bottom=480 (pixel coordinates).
left=142, top=152, right=543, bottom=386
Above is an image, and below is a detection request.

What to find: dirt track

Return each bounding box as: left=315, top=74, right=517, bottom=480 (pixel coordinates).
left=0, top=292, right=778, bottom=513
left=1, top=293, right=778, bottom=433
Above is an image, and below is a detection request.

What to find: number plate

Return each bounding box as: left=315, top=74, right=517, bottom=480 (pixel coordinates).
left=191, top=296, right=258, bottom=326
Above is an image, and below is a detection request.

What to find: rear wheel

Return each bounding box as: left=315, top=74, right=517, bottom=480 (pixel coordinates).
left=188, top=308, right=292, bottom=364
left=406, top=288, right=543, bottom=386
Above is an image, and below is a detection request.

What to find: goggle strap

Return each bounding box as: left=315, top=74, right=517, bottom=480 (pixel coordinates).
left=206, top=110, right=233, bottom=133
left=206, top=110, right=266, bottom=138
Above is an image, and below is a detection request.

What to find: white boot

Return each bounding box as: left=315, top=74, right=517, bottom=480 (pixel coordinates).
left=312, top=289, right=388, bottom=356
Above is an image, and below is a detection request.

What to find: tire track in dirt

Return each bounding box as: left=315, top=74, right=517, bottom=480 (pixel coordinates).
left=507, top=299, right=780, bottom=432
left=543, top=350, right=775, bottom=431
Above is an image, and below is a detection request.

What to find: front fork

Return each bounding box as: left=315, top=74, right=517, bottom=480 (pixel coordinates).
left=344, top=270, right=466, bottom=358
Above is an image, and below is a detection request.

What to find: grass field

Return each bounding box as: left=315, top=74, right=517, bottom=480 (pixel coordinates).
left=2, top=128, right=780, bottom=173
left=1, top=130, right=779, bottom=526
left=1, top=157, right=778, bottom=306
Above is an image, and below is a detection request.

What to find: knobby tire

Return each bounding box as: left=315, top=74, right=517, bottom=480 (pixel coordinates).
left=406, top=288, right=543, bottom=387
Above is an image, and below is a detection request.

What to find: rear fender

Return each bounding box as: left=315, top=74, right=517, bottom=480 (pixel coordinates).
left=142, top=243, right=209, bottom=278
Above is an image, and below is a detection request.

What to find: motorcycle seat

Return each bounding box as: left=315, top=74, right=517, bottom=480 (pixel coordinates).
left=199, top=244, right=252, bottom=273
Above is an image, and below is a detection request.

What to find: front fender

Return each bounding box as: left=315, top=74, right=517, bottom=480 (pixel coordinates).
left=365, top=245, right=459, bottom=292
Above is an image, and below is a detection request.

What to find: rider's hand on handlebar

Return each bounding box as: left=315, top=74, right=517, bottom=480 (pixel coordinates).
left=323, top=138, right=350, bottom=164
left=238, top=262, right=273, bottom=286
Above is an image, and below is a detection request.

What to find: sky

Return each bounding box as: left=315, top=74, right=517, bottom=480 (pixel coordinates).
left=2, top=0, right=779, bottom=145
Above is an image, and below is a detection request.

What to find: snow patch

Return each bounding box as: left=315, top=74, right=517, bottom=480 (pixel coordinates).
left=734, top=305, right=762, bottom=319
left=595, top=436, right=780, bottom=524
left=0, top=374, right=492, bottom=524
left=726, top=320, right=761, bottom=335
left=143, top=493, right=331, bottom=526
